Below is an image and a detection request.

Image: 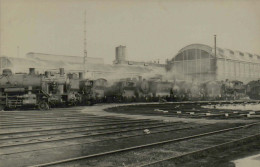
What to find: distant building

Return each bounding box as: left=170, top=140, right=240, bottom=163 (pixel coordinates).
left=0, top=52, right=164, bottom=80
left=0, top=56, right=43, bottom=73
left=113, top=45, right=166, bottom=68
left=167, top=43, right=260, bottom=83
left=27, top=52, right=104, bottom=65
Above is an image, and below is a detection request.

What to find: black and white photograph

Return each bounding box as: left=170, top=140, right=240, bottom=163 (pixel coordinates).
left=0, top=0, right=260, bottom=166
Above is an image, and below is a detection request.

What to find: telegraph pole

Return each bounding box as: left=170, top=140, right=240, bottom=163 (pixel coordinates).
left=214, top=35, right=216, bottom=57
left=214, top=35, right=219, bottom=81
left=83, top=10, right=87, bottom=76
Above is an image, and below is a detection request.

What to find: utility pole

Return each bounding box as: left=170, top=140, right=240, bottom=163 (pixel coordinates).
left=214, top=35, right=219, bottom=81
left=83, top=10, right=87, bottom=76
left=214, top=35, right=216, bottom=57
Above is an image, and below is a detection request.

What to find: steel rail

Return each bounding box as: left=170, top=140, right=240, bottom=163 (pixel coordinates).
left=0, top=119, right=156, bottom=129
left=28, top=122, right=260, bottom=167
left=0, top=124, right=199, bottom=156
left=0, top=123, right=190, bottom=148
left=137, top=133, right=260, bottom=167
left=0, top=115, right=133, bottom=121
left=0, top=120, right=162, bottom=135
left=0, top=121, right=170, bottom=141
left=0, top=118, right=151, bottom=127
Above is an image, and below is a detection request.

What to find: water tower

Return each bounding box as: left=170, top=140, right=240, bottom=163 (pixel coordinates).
left=115, top=45, right=127, bottom=64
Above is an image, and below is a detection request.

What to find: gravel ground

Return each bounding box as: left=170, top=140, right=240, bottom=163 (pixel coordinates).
left=1, top=102, right=259, bottom=167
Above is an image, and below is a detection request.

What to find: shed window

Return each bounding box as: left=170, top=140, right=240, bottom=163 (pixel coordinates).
left=174, top=53, right=183, bottom=61
left=239, top=52, right=244, bottom=56
left=230, top=50, right=234, bottom=54
left=187, top=49, right=196, bottom=60
left=201, top=50, right=210, bottom=59
left=218, top=48, right=224, bottom=54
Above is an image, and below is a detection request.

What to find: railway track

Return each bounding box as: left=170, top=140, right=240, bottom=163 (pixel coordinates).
left=0, top=122, right=184, bottom=143
left=0, top=119, right=158, bottom=130
left=0, top=123, right=198, bottom=156
left=1, top=103, right=259, bottom=167
left=0, top=116, right=131, bottom=123
left=138, top=133, right=260, bottom=167
left=107, top=102, right=260, bottom=120
left=0, top=114, right=133, bottom=122
left=0, top=120, right=163, bottom=135
left=0, top=119, right=156, bottom=128
left=17, top=121, right=258, bottom=167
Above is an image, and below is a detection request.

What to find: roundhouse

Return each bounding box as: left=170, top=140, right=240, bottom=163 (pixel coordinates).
left=167, top=44, right=260, bottom=83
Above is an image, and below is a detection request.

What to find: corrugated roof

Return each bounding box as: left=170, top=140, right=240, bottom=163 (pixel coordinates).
left=175, top=44, right=260, bottom=64
left=26, top=52, right=104, bottom=65
left=0, top=56, right=155, bottom=75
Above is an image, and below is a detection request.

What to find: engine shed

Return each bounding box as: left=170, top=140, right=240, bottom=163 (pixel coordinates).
left=167, top=44, right=260, bottom=83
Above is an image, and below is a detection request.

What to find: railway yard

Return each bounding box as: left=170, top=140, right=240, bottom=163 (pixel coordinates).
left=0, top=101, right=259, bottom=167
left=1, top=0, right=260, bottom=166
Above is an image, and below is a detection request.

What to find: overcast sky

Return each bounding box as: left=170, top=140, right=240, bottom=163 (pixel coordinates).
left=1, top=0, right=260, bottom=64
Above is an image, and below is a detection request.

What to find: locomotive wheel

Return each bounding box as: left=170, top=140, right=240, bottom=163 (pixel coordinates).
left=72, top=101, right=78, bottom=106
left=38, top=101, right=50, bottom=110
left=0, top=105, right=5, bottom=111
left=86, top=101, right=91, bottom=106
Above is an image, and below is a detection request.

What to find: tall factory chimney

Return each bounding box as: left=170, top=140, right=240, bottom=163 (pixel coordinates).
left=214, top=35, right=216, bottom=57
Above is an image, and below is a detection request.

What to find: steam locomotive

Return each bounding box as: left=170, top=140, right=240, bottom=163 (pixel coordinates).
left=79, top=78, right=107, bottom=105
left=0, top=68, right=52, bottom=110
left=104, top=77, right=175, bottom=102
left=199, top=80, right=247, bottom=100
left=246, top=80, right=260, bottom=100
left=0, top=68, right=107, bottom=110
left=0, top=67, right=254, bottom=111
left=104, top=78, right=139, bottom=102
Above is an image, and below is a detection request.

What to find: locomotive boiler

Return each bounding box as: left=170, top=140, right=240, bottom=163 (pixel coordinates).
left=200, top=81, right=223, bottom=100
left=136, top=77, right=151, bottom=101
left=148, top=80, right=174, bottom=101
left=79, top=78, right=107, bottom=105
left=41, top=68, right=82, bottom=107
left=104, top=78, right=138, bottom=102
left=173, top=81, right=191, bottom=101
left=221, top=80, right=246, bottom=100
left=92, top=78, right=107, bottom=103
left=0, top=68, right=49, bottom=110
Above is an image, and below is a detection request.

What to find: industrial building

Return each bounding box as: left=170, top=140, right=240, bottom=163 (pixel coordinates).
left=0, top=52, right=162, bottom=80
left=114, top=45, right=165, bottom=68
left=27, top=52, right=104, bottom=65
left=167, top=43, right=260, bottom=83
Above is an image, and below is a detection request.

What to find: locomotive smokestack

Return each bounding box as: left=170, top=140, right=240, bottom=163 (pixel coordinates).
left=79, top=72, right=83, bottom=79
left=60, top=68, right=64, bottom=76
left=2, top=69, right=12, bottom=76
left=29, top=68, right=35, bottom=75
left=138, top=76, right=142, bottom=81
left=45, top=71, right=50, bottom=77
left=214, top=35, right=216, bottom=57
